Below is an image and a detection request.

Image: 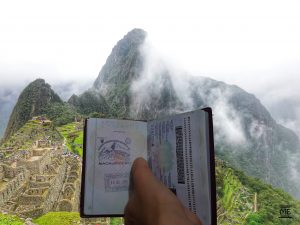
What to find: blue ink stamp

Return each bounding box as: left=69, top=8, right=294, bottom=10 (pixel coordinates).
left=97, top=139, right=131, bottom=165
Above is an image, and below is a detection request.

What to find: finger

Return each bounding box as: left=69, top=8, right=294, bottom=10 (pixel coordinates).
left=130, top=157, right=162, bottom=194
left=124, top=200, right=136, bottom=225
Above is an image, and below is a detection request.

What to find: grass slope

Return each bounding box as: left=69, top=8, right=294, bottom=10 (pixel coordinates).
left=216, top=159, right=300, bottom=225
left=2, top=120, right=299, bottom=225
left=1, top=119, right=62, bottom=151
left=57, top=122, right=83, bottom=157
left=33, top=212, right=80, bottom=225
left=0, top=213, right=23, bottom=225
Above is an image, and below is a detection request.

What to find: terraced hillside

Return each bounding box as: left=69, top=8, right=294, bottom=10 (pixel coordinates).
left=0, top=118, right=81, bottom=219
left=57, top=122, right=84, bottom=157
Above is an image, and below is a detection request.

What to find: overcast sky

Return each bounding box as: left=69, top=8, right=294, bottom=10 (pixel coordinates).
left=0, top=0, right=300, bottom=134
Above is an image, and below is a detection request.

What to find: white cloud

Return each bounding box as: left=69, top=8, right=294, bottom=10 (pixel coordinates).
left=0, top=0, right=299, bottom=135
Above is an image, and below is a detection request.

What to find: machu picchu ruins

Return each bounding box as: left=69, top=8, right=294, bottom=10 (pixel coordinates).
left=0, top=117, right=82, bottom=218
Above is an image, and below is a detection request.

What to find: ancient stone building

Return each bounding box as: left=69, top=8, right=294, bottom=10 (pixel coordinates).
left=0, top=138, right=82, bottom=218
left=56, top=155, right=81, bottom=212
left=0, top=164, right=30, bottom=206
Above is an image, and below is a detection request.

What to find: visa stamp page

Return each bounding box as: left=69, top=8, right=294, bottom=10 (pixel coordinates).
left=147, top=110, right=211, bottom=224
left=84, top=119, right=147, bottom=215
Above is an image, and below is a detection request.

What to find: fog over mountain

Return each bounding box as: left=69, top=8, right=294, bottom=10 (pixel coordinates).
left=1, top=1, right=300, bottom=140
left=63, top=29, right=300, bottom=198
left=1, top=28, right=299, bottom=200
left=261, top=86, right=300, bottom=138
left=130, top=36, right=300, bottom=198
left=0, top=80, right=92, bottom=139
left=0, top=86, right=22, bottom=138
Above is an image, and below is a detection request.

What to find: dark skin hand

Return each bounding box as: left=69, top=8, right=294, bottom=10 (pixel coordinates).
left=124, top=157, right=202, bottom=225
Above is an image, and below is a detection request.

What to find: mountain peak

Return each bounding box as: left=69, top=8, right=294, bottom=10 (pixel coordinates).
left=3, top=79, right=62, bottom=141
left=123, top=28, right=147, bottom=40
left=93, top=28, right=147, bottom=89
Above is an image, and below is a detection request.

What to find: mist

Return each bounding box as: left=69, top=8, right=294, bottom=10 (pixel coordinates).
left=131, top=38, right=250, bottom=146
left=130, top=37, right=300, bottom=198
left=0, top=78, right=93, bottom=138
left=0, top=86, right=20, bottom=138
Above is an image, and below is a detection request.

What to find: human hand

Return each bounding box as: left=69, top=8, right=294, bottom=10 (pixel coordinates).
left=124, top=157, right=202, bottom=225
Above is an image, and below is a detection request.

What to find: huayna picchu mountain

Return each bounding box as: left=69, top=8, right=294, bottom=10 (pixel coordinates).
left=69, top=28, right=147, bottom=118
left=69, top=28, right=182, bottom=118
left=68, top=28, right=300, bottom=199
left=3, top=79, right=76, bottom=141
left=3, top=29, right=300, bottom=200
left=2, top=28, right=300, bottom=224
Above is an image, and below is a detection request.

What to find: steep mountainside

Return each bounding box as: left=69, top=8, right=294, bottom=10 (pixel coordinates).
left=69, top=28, right=300, bottom=198
left=3, top=79, right=61, bottom=140
left=3, top=79, right=75, bottom=141
left=188, top=77, right=300, bottom=197
left=70, top=28, right=146, bottom=118
left=1, top=28, right=300, bottom=224
left=68, top=91, right=109, bottom=116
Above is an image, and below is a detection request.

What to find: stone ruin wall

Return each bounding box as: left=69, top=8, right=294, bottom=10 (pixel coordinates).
left=17, top=156, right=67, bottom=218
left=29, top=175, right=54, bottom=188
left=0, top=165, right=30, bottom=206
left=56, top=157, right=81, bottom=212
left=41, top=158, right=67, bottom=213
left=17, top=148, right=53, bottom=175
left=0, top=138, right=83, bottom=218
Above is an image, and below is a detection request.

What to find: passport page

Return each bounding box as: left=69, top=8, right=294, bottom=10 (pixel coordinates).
left=83, top=118, right=147, bottom=215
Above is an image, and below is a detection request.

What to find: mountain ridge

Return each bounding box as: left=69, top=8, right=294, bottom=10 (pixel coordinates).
left=68, top=28, right=300, bottom=198
left=3, top=79, right=62, bottom=141
left=3, top=79, right=78, bottom=142
left=3, top=28, right=300, bottom=199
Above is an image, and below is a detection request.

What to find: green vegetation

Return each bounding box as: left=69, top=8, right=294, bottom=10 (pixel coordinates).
left=1, top=119, right=62, bottom=150
left=2, top=120, right=300, bottom=225
left=88, top=111, right=106, bottom=118
left=216, top=159, right=253, bottom=224
left=57, top=122, right=83, bottom=157
left=216, top=159, right=300, bottom=225
left=41, top=102, right=77, bottom=127
left=3, top=79, right=62, bottom=141
left=33, top=212, right=80, bottom=225
left=106, top=82, right=131, bottom=118
left=0, top=213, right=23, bottom=225
left=68, top=92, right=109, bottom=116
left=110, top=217, right=123, bottom=225
left=236, top=171, right=300, bottom=225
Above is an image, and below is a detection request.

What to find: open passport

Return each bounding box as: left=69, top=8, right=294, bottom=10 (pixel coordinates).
left=80, top=108, right=216, bottom=225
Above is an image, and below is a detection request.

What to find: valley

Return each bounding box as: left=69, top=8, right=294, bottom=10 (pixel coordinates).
left=0, top=28, right=299, bottom=224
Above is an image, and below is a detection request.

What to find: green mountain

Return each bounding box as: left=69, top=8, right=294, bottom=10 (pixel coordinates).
left=216, top=158, right=300, bottom=224
left=68, top=29, right=146, bottom=118
left=2, top=117, right=62, bottom=151
left=68, top=91, right=109, bottom=116
left=3, top=79, right=61, bottom=141
left=1, top=28, right=300, bottom=224
left=3, top=79, right=76, bottom=142
left=68, top=28, right=300, bottom=199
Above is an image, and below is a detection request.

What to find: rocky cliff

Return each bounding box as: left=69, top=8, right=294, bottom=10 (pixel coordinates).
left=3, top=79, right=62, bottom=141
left=69, top=28, right=300, bottom=198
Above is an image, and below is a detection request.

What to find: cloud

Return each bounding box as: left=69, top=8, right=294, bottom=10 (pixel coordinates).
left=0, top=86, right=21, bottom=138
left=287, top=152, right=300, bottom=199
left=130, top=38, right=247, bottom=145
left=256, top=74, right=300, bottom=138
left=52, top=80, right=93, bottom=101
left=129, top=37, right=300, bottom=199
